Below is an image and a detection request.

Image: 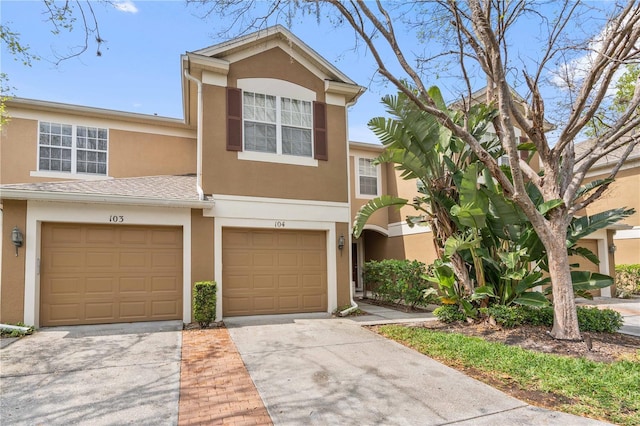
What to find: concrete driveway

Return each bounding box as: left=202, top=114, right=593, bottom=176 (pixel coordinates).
left=225, top=314, right=608, bottom=426
left=0, top=321, right=182, bottom=425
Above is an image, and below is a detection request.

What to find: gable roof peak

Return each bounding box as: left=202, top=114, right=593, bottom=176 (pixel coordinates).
left=191, top=25, right=357, bottom=85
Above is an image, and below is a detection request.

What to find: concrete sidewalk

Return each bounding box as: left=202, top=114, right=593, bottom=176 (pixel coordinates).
left=225, top=313, right=608, bottom=425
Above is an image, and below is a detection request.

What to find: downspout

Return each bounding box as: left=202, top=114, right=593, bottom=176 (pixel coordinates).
left=339, top=88, right=365, bottom=317
left=183, top=66, right=204, bottom=201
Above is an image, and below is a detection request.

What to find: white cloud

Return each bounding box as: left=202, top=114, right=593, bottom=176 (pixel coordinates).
left=113, top=0, right=138, bottom=14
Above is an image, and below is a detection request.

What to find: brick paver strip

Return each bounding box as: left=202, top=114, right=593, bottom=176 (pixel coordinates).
left=179, top=327, right=273, bottom=426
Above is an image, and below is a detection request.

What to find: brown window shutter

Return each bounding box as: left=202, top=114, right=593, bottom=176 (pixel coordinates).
left=313, top=101, right=328, bottom=161
left=227, top=87, right=242, bottom=151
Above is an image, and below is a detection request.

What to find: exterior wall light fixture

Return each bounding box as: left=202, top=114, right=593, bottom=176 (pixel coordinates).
left=608, top=244, right=617, bottom=254
left=338, top=234, right=345, bottom=251
left=11, top=226, right=24, bottom=256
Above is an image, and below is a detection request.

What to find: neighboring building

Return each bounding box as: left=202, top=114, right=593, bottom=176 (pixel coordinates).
left=579, top=140, right=640, bottom=266
left=348, top=123, right=633, bottom=298
left=0, top=25, right=364, bottom=327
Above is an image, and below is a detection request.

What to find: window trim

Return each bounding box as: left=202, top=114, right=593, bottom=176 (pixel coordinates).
left=36, top=121, right=110, bottom=177
left=355, top=155, right=381, bottom=199
left=235, top=78, right=321, bottom=167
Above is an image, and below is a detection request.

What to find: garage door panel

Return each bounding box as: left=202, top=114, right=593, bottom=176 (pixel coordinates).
left=151, top=252, right=180, bottom=268
left=151, top=229, right=182, bottom=245
left=119, top=277, right=147, bottom=293
left=302, top=252, right=323, bottom=267
left=302, top=274, right=324, bottom=289
left=302, top=295, right=324, bottom=310
left=47, top=277, right=83, bottom=296
left=278, top=296, right=300, bottom=310
left=278, top=275, right=299, bottom=288
left=252, top=275, right=275, bottom=289
left=47, top=304, right=82, bottom=323
left=41, top=223, right=182, bottom=326
left=86, top=278, right=117, bottom=295
left=301, top=233, right=324, bottom=248
left=86, top=228, right=118, bottom=244
left=278, top=252, right=299, bottom=267
left=253, top=232, right=276, bottom=247
left=225, top=252, right=251, bottom=267
left=151, top=277, right=180, bottom=292
left=151, top=300, right=180, bottom=316
left=119, top=229, right=147, bottom=244
left=223, top=228, right=327, bottom=316
left=49, top=251, right=84, bottom=270
left=276, top=233, right=297, bottom=247
left=253, top=252, right=276, bottom=267
left=49, top=226, right=82, bottom=245
left=84, top=303, right=116, bottom=320
left=119, top=252, right=147, bottom=268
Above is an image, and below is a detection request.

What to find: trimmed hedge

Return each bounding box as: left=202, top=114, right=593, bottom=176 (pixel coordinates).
left=615, top=264, right=640, bottom=298
left=193, top=281, right=217, bottom=328
left=363, top=259, right=437, bottom=309
left=436, top=304, right=623, bottom=333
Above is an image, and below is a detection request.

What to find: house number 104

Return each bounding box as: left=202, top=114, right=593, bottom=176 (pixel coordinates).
left=275, top=221, right=285, bottom=228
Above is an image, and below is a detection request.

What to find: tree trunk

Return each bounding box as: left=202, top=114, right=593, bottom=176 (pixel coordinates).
left=546, top=219, right=582, bottom=341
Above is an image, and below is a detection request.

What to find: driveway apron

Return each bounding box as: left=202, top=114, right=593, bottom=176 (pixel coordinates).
left=0, top=321, right=182, bottom=425
left=225, top=314, right=609, bottom=426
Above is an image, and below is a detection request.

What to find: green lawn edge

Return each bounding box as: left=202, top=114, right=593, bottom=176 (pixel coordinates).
left=378, top=325, right=640, bottom=426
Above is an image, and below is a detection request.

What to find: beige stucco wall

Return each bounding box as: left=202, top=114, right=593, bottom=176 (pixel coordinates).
left=584, top=166, right=640, bottom=227
left=108, top=129, right=195, bottom=178
left=348, top=150, right=388, bottom=230
left=0, top=117, right=197, bottom=185
left=335, top=222, right=352, bottom=308
left=0, top=200, right=27, bottom=324
left=583, top=165, right=640, bottom=265
left=190, top=210, right=215, bottom=323
left=202, top=47, right=349, bottom=203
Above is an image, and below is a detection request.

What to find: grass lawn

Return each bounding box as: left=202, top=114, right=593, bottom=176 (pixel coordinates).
left=378, top=325, right=640, bottom=426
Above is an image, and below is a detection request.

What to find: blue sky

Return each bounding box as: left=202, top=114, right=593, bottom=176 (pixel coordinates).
left=1, top=1, right=613, bottom=145
left=1, top=0, right=412, bottom=144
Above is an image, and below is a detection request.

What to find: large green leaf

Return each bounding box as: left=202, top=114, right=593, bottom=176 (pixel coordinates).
left=352, top=195, right=408, bottom=238
left=443, top=233, right=482, bottom=259
left=568, top=207, right=635, bottom=244
left=570, top=271, right=614, bottom=291
left=537, top=199, right=564, bottom=215
left=513, top=291, right=550, bottom=307
left=573, top=178, right=614, bottom=202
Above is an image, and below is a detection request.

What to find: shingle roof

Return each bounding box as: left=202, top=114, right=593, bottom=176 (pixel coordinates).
left=0, top=175, right=212, bottom=206
left=574, top=137, right=640, bottom=169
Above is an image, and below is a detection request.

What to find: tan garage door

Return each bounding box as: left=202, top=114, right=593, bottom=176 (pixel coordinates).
left=40, top=223, right=183, bottom=326
left=222, top=228, right=327, bottom=316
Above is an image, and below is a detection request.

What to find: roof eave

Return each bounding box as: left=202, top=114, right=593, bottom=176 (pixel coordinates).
left=0, top=189, right=215, bottom=209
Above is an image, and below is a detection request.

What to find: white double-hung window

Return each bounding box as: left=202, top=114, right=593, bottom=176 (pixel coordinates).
left=243, top=91, right=313, bottom=157
left=38, top=121, right=108, bottom=175
left=357, top=157, right=380, bottom=198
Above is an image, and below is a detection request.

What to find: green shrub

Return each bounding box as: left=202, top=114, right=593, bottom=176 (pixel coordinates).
left=433, top=305, right=466, bottom=323
left=492, top=305, right=623, bottom=333
left=615, top=264, right=640, bottom=298
left=0, top=322, right=34, bottom=338
left=363, top=259, right=436, bottom=309
left=520, top=305, right=554, bottom=327
left=193, top=281, right=217, bottom=328
left=480, top=305, right=526, bottom=328
left=576, top=306, right=623, bottom=333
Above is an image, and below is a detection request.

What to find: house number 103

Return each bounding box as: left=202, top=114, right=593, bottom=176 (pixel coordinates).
left=109, top=215, right=124, bottom=223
